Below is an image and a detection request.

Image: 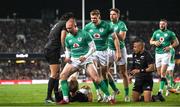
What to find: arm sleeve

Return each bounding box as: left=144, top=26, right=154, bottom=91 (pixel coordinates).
left=83, top=25, right=88, bottom=31
left=151, top=32, right=156, bottom=40
left=120, top=22, right=128, bottom=32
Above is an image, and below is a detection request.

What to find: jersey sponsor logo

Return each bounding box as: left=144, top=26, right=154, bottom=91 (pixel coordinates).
left=159, top=37, right=164, bottom=44
left=99, top=28, right=104, bottom=32
left=73, top=43, right=79, bottom=48
left=93, top=33, right=101, bottom=38
left=78, top=37, right=82, bottom=42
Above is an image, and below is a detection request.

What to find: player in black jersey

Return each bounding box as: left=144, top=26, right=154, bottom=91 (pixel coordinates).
left=129, top=39, right=155, bottom=102
left=56, top=76, right=93, bottom=102
left=44, top=12, right=74, bottom=103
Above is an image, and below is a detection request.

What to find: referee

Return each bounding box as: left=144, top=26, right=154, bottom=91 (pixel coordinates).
left=130, top=39, right=155, bottom=102
left=44, top=12, right=74, bottom=103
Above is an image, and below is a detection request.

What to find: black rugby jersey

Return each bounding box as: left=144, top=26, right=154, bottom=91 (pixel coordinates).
left=45, top=20, right=66, bottom=50
left=131, top=50, right=154, bottom=78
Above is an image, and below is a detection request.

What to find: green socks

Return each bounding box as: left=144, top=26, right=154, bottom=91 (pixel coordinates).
left=160, top=78, right=166, bottom=90
left=98, top=81, right=110, bottom=96
left=124, top=87, right=129, bottom=96
left=109, top=80, right=118, bottom=91
left=61, top=80, right=69, bottom=97
left=169, top=76, right=174, bottom=87
left=93, top=81, right=100, bottom=89
left=104, top=79, right=109, bottom=88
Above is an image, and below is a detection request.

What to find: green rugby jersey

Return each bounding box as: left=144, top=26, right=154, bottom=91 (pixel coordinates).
left=65, top=29, right=93, bottom=58
left=151, top=29, right=177, bottom=54
left=84, top=20, right=112, bottom=51
left=108, top=33, right=116, bottom=50
left=109, top=21, right=128, bottom=49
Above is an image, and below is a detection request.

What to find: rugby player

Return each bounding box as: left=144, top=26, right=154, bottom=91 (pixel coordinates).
left=150, top=19, right=179, bottom=94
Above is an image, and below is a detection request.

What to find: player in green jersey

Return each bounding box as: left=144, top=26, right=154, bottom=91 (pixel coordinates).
left=150, top=19, right=179, bottom=95
left=57, top=18, right=115, bottom=105
left=84, top=9, right=121, bottom=102
left=108, top=8, right=130, bottom=102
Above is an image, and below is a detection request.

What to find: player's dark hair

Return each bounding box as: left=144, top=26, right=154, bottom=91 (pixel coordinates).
left=160, top=18, right=167, bottom=23
left=60, top=12, right=75, bottom=21
left=110, top=8, right=120, bottom=14
left=133, top=38, right=145, bottom=45
left=90, top=9, right=101, bottom=16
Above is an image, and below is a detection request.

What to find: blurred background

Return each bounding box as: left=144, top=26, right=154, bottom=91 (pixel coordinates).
left=0, top=0, right=179, bottom=81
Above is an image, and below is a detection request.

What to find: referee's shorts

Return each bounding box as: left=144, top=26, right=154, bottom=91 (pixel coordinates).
left=44, top=48, right=60, bottom=64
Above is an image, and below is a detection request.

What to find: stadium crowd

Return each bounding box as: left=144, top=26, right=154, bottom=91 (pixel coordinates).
left=0, top=19, right=49, bottom=53
left=0, top=60, right=49, bottom=80
left=0, top=19, right=180, bottom=54
left=0, top=19, right=180, bottom=80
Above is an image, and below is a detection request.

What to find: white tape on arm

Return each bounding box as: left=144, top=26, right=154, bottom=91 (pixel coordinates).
left=84, top=41, right=96, bottom=58
left=65, top=48, right=71, bottom=58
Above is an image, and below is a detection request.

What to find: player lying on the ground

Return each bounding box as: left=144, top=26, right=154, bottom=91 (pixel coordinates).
left=55, top=77, right=93, bottom=102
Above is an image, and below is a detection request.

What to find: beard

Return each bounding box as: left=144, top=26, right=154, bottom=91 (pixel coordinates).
left=160, top=26, right=166, bottom=31
left=111, top=18, right=118, bottom=23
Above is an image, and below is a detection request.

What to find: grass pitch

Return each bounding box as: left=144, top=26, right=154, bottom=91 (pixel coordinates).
left=0, top=83, right=179, bottom=106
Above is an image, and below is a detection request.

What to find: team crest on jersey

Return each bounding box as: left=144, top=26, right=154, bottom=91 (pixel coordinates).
left=78, top=37, right=82, bottom=42
left=93, top=33, right=101, bottom=38
left=89, top=29, right=93, bottom=32
left=99, top=28, right=104, bottom=32
left=73, top=43, right=79, bottom=48
left=164, top=33, right=168, bottom=37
